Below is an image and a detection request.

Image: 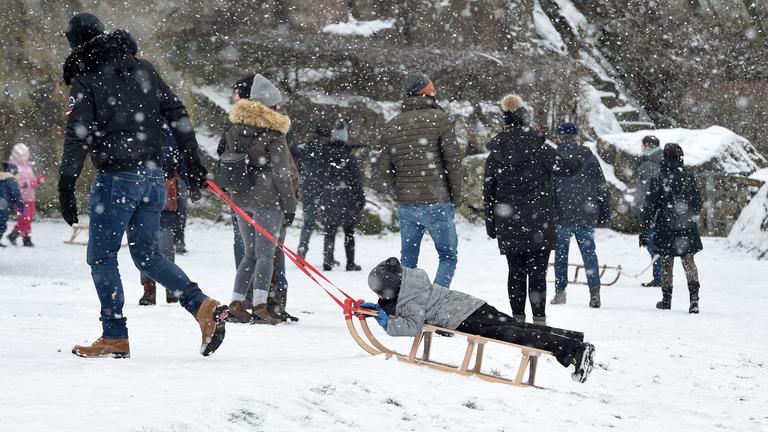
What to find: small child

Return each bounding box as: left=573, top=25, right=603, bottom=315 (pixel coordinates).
left=7, top=144, right=43, bottom=247
left=0, top=162, right=25, bottom=247
left=362, top=257, right=596, bottom=383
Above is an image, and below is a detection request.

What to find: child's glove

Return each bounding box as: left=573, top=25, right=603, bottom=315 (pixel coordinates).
left=360, top=302, right=389, bottom=330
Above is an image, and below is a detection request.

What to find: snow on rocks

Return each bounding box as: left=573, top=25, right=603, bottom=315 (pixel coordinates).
left=600, top=126, right=765, bottom=174
left=322, top=15, right=394, bottom=37
left=728, top=183, right=768, bottom=259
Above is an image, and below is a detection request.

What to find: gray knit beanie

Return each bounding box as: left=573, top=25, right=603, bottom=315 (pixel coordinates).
left=250, top=74, right=284, bottom=107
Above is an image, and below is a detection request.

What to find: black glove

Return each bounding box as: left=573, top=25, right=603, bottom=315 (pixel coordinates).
left=186, top=162, right=209, bottom=190
left=283, top=212, right=295, bottom=227
left=485, top=218, right=496, bottom=239
left=59, top=190, right=79, bottom=226
left=639, top=232, right=648, bottom=247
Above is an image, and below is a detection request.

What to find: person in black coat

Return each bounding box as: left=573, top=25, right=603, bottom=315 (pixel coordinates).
left=483, top=95, right=585, bottom=325
left=317, top=121, right=365, bottom=271
left=296, top=122, right=331, bottom=259
left=640, top=143, right=703, bottom=313
left=551, top=122, right=610, bottom=308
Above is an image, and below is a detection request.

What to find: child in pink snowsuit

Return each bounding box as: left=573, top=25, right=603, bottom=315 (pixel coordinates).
left=7, top=144, right=43, bottom=247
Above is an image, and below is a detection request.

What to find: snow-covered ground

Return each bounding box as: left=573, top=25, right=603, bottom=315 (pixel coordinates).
left=1, top=218, right=766, bottom=431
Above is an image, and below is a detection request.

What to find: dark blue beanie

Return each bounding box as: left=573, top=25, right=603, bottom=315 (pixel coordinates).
left=65, top=13, right=105, bottom=49
left=556, top=122, right=578, bottom=136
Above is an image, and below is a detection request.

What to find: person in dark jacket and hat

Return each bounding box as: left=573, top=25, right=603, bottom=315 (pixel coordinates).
left=59, top=13, right=227, bottom=358
left=640, top=143, right=703, bottom=313
left=360, top=257, right=596, bottom=383
left=483, top=95, right=586, bottom=325
left=317, top=120, right=365, bottom=271
left=551, top=122, right=610, bottom=308
left=295, top=121, right=332, bottom=259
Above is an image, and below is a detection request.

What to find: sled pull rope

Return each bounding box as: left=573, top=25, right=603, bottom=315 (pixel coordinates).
left=618, top=254, right=661, bottom=279
left=206, top=180, right=353, bottom=308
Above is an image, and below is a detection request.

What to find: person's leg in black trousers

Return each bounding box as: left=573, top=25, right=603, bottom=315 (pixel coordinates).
left=506, top=252, right=528, bottom=321
left=323, top=224, right=338, bottom=271
left=525, top=249, right=551, bottom=323
left=343, top=223, right=360, bottom=271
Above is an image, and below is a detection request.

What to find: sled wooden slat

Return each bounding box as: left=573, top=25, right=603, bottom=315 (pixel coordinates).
left=547, top=262, right=623, bottom=287
left=344, top=304, right=554, bottom=388
left=64, top=223, right=89, bottom=245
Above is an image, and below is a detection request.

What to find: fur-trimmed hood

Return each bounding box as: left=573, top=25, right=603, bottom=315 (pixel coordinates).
left=62, top=30, right=138, bottom=85
left=228, top=99, right=291, bottom=135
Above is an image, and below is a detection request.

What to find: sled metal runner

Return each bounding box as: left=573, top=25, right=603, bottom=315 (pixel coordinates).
left=344, top=299, right=552, bottom=387
left=547, top=263, right=623, bottom=287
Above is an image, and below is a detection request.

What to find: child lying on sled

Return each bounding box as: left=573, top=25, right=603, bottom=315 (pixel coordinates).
left=361, top=257, right=595, bottom=383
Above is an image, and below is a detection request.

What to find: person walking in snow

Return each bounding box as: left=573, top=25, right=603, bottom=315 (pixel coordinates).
left=317, top=120, right=365, bottom=272
left=640, top=143, right=703, bottom=313
left=361, top=257, right=596, bottom=383
left=138, top=129, right=186, bottom=306
left=483, top=95, right=585, bottom=325
left=633, top=135, right=664, bottom=287
left=295, top=122, right=331, bottom=259
left=0, top=162, right=25, bottom=247
left=59, top=13, right=227, bottom=358
left=378, top=71, right=463, bottom=288
left=222, top=74, right=297, bottom=325
left=551, top=122, right=610, bottom=308
left=6, top=144, right=44, bottom=247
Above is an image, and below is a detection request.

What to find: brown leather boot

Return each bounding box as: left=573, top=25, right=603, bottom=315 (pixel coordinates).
left=139, top=282, right=156, bottom=306
left=196, top=298, right=228, bottom=356
left=166, top=289, right=179, bottom=304
left=228, top=300, right=252, bottom=323
left=252, top=303, right=284, bottom=325
left=72, top=337, right=130, bottom=358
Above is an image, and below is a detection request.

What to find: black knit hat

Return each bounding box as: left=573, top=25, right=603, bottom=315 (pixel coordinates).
left=1, top=161, right=18, bottom=174
left=233, top=74, right=255, bottom=99
left=368, top=257, right=404, bottom=300
left=402, top=71, right=431, bottom=96
left=315, top=122, right=332, bottom=137
left=65, top=13, right=105, bottom=49
left=663, top=143, right=684, bottom=160
left=642, top=135, right=661, bottom=149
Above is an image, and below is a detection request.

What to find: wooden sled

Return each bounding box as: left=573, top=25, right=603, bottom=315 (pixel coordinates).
left=64, top=223, right=90, bottom=245
left=548, top=263, right=622, bottom=286
left=344, top=299, right=552, bottom=387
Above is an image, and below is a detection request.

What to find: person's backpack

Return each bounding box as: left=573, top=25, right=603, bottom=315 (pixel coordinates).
left=217, top=150, right=256, bottom=191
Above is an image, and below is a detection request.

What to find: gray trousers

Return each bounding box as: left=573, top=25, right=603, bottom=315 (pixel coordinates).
left=660, top=254, right=700, bottom=289
left=232, top=208, right=283, bottom=305
left=140, top=212, right=176, bottom=284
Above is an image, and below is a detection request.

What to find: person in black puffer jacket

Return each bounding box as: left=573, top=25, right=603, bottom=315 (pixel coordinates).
left=483, top=95, right=586, bottom=325
left=317, top=121, right=365, bottom=271
left=295, top=122, right=331, bottom=259
left=640, top=143, right=703, bottom=313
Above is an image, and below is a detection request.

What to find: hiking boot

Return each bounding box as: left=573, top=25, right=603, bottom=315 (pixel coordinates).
left=550, top=292, right=567, bottom=305
left=323, top=263, right=333, bottom=271
left=196, top=298, right=228, bottom=356
left=571, top=342, right=595, bottom=383
left=688, top=283, right=700, bottom=314
left=22, top=236, right=33, bottom=247
left=227, top=300, right=253, bottom=323
left=252, top=303, right=285, bottom=325
left=72, top=337, right=130, bottom=359
left=165, top=289, right=179, bottom=304
left=139, top=281, right=156, bottom=306
left=6, top=231, right=19, bottom=246
left=533, top=316, right=547, bottom=326
left=589, top=288, right=601, bottom=308
left=346, top=262, right=362, bottom=271
left=175, top=241, right=188, bottom=255
left=273, top=290, right=298, bottom=322
left=656, top=287, right=672, bottom=310
left=642, top=280, right=661, bottom=287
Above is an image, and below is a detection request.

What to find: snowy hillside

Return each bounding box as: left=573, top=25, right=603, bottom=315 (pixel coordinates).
left=1, top=219, right=767, bottom=431
left=728, top=183, right=768, bottom=259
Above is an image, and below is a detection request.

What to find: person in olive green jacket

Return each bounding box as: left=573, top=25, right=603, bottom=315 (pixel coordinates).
left=378, top=71, right=463, bottom=288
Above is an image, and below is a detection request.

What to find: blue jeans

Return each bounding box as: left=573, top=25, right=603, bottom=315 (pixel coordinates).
left=87, top=169, right=207, bottom=339
left=646, top=224, right=662, bottom=283
left=398, top=203, right=458, bottom=288
left=554, top=225, right=601, bottom=293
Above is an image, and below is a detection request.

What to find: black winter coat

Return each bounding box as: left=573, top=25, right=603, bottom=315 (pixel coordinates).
left=296, top=134, right=329, bottom=205
left=59, top=30, right=205, bottom=192
left=483, top=126, right=585, bottom=255
left=641, top=160, right=703, bottom=257
left=316, top=140, right=365, bottom=227
left=553, top=140, right=610, bottom=227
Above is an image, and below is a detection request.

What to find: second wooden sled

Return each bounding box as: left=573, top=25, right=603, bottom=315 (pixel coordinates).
left=548, top=262, right=623, bottom=286
left=344, top=299, right=552, bottom=387
left=64, top=223, right=90, bottom=245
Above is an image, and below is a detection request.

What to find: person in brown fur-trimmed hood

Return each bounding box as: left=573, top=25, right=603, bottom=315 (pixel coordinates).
left=222, top=74, right=297, bottom=325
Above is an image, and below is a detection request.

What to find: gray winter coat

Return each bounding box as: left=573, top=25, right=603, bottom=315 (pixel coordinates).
left=386, top=267, right=485, bottom=337
left=632, top=147, right=663, bottom=219
left=225, top=99, right=297, bottom=213
left=378, top=96, right=463, bottom=206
